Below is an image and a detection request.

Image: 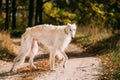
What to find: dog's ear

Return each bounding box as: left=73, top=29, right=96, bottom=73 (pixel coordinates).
left=65, top=25, right=71, bottom=34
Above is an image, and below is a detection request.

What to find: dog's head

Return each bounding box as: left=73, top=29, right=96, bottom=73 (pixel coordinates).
left=65, top=23, right=77, bottom=39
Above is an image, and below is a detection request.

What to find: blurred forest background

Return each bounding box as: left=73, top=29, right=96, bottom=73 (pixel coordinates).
left=0, top=0, right=120, bottom=32
left=0, top=0, right=120, bottom=79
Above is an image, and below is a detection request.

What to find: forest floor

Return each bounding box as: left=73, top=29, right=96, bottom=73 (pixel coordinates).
left=0, top=39, right=102, bottom=80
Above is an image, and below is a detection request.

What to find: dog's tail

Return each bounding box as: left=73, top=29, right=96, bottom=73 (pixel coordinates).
left=10, top=33, right=33, bottom=72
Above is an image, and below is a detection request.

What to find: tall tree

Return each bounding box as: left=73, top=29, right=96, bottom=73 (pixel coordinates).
left=28, top=0, right=34, bottom=27
left=12, top=0, right=17, bottom=30
left=5, top=0, right=10, bottom=30
left=35, top=0, right=39, bottom=25
left=39, top=0, right=43, bottom=24
left=35, top=0, right=43, bottom=25
left=0, top=0, right=2, bottom=15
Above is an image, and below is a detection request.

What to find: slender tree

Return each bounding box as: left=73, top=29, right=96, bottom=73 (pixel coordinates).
left=0, top=0, right=2, bottom=15
left=35, top=0, right=39, bottom=25
left=39, top=0, right=43, bottom=24
left=5, top=0, right=10, bottom=30
left=12, top=0, right=17, bottom=30
left=35, top=0, right=43, bottom=25
left=28, top=0, right=34, bottom=27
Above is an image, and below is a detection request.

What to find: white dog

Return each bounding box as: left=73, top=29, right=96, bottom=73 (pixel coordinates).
left=10, top=23, right=77, bottom=72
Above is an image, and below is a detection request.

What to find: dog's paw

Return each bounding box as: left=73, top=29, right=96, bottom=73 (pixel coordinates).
left=10, top=68, right=17, bottom=73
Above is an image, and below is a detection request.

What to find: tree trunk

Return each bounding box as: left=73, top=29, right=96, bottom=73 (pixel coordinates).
left=35, top=0, right=39, bottom=25
left=5, top=0, right=9, bottom=30
left=28, top=0, right=34, bottom=27
left=39, top=0, right=43, bottom=24
left=12, top=0, right=16, bottom=30
left=35, top=0, right=43, bottom=25
left=0, top=0, right=2, bottom=15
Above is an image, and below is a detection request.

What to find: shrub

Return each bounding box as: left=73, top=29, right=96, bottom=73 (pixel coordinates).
left=10, top=29, right=25, bottom=38
left=0, top=31, right=19, bottom=57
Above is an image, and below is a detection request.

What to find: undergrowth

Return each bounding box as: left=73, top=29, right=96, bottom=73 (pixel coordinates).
left=74, top=26, right=120, bottom=80
left=0, top=31, right=18, bottom=60
left=100, top=45, right=120, bottom=80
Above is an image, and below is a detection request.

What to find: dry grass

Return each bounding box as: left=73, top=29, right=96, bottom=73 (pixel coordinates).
left=0, top=31, right=19, bottom=56
left=74, top=25, right=112, bottom=46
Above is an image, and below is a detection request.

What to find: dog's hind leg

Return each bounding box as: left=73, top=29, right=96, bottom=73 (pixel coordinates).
left=29, top=40, right=38, bottom=69
left=10, top=52, right=27, bottom=72
left=10, top=33, right=34, bottom=72
left=10, top=46, right=32, bottom=72
left=29, top=52, right=37, bottom=69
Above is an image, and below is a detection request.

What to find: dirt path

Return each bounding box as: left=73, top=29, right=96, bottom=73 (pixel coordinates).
left=0, top=58, right=101, bottom=80
left=0, top=42, right=101, bottom=80
left=35, top=58, right=101, bottom=80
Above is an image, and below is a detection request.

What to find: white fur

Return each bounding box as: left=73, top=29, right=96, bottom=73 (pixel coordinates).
left=10, top=23, right=77, bottom=72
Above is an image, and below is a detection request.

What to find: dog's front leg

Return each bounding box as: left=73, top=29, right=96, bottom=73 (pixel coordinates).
left=49, top=50, right=56, bottom=71
left=61, top=51, right=68, bottom=68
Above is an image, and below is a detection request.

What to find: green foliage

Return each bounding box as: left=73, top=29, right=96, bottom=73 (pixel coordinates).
left=43, top=2, right=77, bottom=24
left=65, top=0, right=120, bottom=29
left=0, top=16, right=5, bottom=30
left=0, top=0, right=120, bottom=31
left=16, top=15, right=28, bottom=29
